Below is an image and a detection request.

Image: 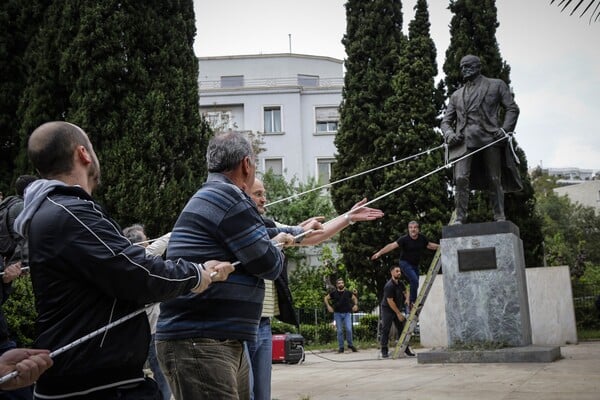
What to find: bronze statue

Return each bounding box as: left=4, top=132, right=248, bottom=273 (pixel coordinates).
left=441, top=55, right=523, bottom=224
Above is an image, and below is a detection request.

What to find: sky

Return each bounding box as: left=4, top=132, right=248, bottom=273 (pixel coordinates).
left=193, top=0, right=600, bottom=171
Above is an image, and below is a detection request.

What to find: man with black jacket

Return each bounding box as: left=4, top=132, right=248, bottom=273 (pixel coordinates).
left=14, top=121, right=233, bottom=399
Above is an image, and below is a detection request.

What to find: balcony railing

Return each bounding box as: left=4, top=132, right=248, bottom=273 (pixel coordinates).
left=199, top=76, right=344, bottom=91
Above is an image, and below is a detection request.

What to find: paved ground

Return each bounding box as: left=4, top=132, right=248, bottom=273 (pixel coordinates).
left=271, top=342, right=600, bottom=400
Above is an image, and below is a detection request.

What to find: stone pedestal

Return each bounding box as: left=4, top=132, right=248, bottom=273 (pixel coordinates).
left=441, top=221, right=532, bottom=347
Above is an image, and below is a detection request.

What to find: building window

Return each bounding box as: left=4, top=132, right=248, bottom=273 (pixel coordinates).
left=264, top=158, right=283, bottom=175
left=298, top=74, right=319, bottom=87
left=203, top=111, right=235, bottom=131
left=264, top=106, right=282, bottom=133
left=315, top=107, right=339, bottom=134
left=221, top=75, right=244, bottom=88
left=317, top=158, right=336, bottom=184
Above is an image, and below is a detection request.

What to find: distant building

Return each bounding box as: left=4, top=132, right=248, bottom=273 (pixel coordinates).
left=198, top=53, right=343, bottom=183
left=554, top=181, right=600, bottom=215
left=542, top=167, right=596, bottom=182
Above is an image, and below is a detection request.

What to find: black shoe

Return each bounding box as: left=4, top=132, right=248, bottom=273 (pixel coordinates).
left=404, top=347, right=416, bottom=357
left=338, top=348, right=344, bottom=353
left=348, top=345, right=358, bottom=352
left=381, top=347, right=389, bottom=358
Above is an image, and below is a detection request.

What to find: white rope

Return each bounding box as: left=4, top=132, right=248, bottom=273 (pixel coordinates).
left=0, top=305, right=153, bottom=385
left=355, top=135, right=509, bottom=211
left=0, top=138, right=511, bottom=386
left=0, top=266, right=29, bottom=276
left=266, top=144, right=445, bottom=207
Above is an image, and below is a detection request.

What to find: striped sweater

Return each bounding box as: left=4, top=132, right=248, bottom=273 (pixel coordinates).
left=156, top=173, right=284, bottom=342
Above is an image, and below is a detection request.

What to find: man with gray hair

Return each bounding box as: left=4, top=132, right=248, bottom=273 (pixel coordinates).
left=441, top=54, right=522, bottom=224
left=156, top=131, right=294, bottom=400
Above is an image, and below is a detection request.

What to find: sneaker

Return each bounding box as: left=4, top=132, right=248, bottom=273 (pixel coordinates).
left=338, top=348, right=344, bottom=353
left=348, top=345, right=358, bottom=352
left=381, top=347, right=389, bottom=358
left=404, top=347, right=416, bottom=357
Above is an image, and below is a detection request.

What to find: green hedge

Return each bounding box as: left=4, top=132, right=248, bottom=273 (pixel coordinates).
left=575, top=304, right=600, bottom=330
left=353, top=314, right=378, bottom=341
left=4, top=276, right=37, bottom=346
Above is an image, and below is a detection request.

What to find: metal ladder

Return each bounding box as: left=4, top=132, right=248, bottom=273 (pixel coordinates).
left=392, top=213, right=454, bottom=358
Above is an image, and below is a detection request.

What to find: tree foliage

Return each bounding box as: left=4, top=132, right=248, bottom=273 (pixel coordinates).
left=551, top=0, right=600, bottom=23
left=442, top=0, right=544, bottom=267
left=0, top=1, right=50, bottom=195
left=533, top=173, right=600, bottom=277
left=331, top=0, right=404, bottom=296
left=332, top=0, right=450, bottom=297
left=261, top=171, right=335, bottom=226
left=16, top=0, right=210, bottom=237
left=3, top=276, right=36, bottom=346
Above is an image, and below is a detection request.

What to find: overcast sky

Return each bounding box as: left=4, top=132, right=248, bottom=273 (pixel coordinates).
left=193, top=0, right=600, bottom=171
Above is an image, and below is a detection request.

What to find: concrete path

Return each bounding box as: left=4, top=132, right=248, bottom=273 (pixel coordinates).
left=271, top=342, right=600, bottom=400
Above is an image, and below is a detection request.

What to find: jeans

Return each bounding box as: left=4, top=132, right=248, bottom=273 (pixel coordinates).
left=380, top=307, right=405, bottom=355
left=246, top=318, right=272, bottom=400
left=400, top=260, right=419, bottom=304
left=156, top=337, right=250, bottom=400
left=147, top=334, right=171, bottom=400
left=333, top=312, right=353, bottom=349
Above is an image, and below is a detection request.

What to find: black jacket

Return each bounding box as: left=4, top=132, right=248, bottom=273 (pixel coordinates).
left=19, top=182, right=202, bottom=398
left=263, top=218, right=299, bottom=327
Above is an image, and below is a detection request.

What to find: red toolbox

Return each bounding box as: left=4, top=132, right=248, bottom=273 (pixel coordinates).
left=272, top=333, right=305, bottom=364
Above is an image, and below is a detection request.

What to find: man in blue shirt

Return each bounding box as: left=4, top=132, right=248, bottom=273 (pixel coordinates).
left=156, top=132, right=294, bottom=400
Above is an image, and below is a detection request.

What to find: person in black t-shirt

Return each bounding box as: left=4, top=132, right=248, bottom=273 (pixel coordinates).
left=380, top=265, right=415, bottom=358
left=371, top=221, right=439, bottom=309
left=324, top=278, right=358, bottom=353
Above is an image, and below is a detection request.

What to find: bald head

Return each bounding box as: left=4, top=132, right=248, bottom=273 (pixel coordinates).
left=249, top=178, right=267, bottom=214
left=28, top=122, right=90, bottom=178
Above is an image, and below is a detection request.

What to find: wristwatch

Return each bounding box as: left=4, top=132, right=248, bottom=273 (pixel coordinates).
left=344, top=213, right=355, bottom=225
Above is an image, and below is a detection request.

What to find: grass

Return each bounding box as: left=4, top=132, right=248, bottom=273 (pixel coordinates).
left=578, top=328, right=600, bottom=341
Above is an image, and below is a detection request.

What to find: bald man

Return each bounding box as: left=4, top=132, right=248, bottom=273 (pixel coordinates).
left=246, top=178, right=384, bottom=400
left=14, top=121, right=233, bottom=399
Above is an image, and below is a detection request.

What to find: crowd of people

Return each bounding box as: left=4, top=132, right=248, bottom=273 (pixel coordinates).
left=0, top=122, right=392, bottom=399
left=0, top=53, right=523, bottom=399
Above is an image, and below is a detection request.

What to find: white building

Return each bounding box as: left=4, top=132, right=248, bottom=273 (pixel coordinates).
left=554, top=180, right=600, bottom=215
left=542, top=167, right=596, bottom=181
left=198, top=53, right=344, bottom=183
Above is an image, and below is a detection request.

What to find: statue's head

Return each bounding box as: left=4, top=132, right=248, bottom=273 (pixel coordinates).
left=459, top=55, right=481, bottom=81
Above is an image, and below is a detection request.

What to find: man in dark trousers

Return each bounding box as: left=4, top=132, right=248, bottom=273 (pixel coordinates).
left=371, top=221, right=438, bottom=310
left=441, top=54, right=522, bottom=224
left=14, top=121, right=233, bottom=399
left=380, top=265, right=415, bottom=358
left=324, top=278, right=358, bottom=353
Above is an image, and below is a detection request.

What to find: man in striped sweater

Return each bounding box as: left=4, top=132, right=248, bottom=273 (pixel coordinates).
left=155, top=132, right=294, bottom=400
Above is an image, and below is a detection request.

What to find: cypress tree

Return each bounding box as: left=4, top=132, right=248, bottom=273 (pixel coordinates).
left=17, top=1, right=210, bottom=236
left=442, top=0, right=544, bottom=267
left=0, top=1, right=50, bottom=193
left=376, top=0, right=452, bottom=275
left=331, top=0, right=406, bottom=294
